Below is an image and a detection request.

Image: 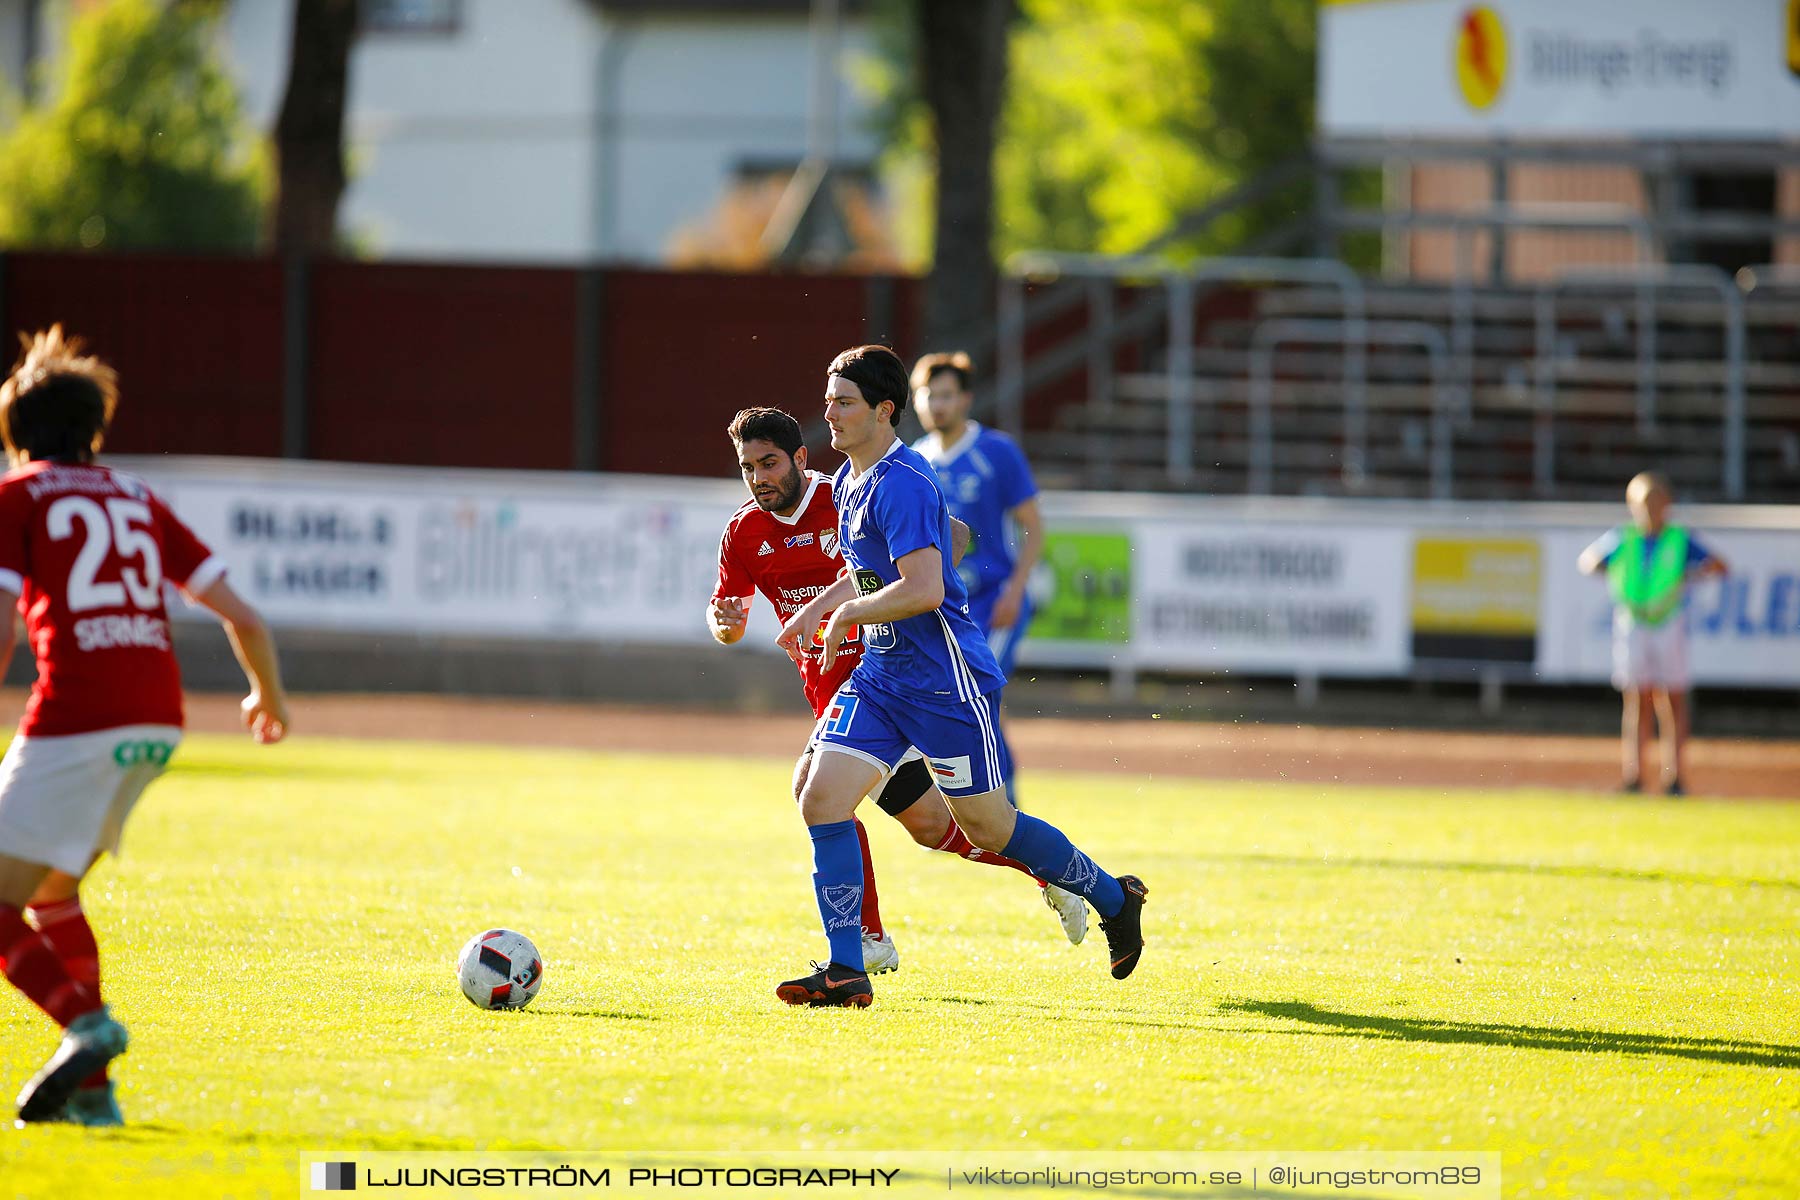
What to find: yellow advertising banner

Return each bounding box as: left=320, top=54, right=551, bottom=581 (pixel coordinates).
left=1412, top=537, right=1540, bottom=664
left=1413, top=537, right=1540, bottom=634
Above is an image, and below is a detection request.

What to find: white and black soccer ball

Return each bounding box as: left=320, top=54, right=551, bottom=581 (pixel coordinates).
left=456, top=928, right=544, bottom=1010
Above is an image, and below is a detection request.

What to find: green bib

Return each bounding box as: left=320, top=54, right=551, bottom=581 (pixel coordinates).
left=1607, top=525, right=1688, bottom=626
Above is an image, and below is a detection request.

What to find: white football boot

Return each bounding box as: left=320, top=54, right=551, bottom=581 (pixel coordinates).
left=860, top=928, right=901, bottom=975
left=1043, top=884, right=1089, bottom=945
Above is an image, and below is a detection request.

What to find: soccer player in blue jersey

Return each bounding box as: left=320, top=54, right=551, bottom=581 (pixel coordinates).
left=910, top=352, right=1042, bottom=675
left=910, top=352, right=1041, bottom=807
left=774, top=345, right=1147, bottom=1008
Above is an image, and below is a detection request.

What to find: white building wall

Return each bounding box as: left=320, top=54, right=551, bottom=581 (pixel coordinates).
left=601, top=15, right=880, bottom=262
left=222, top=0, right=878, bottom=264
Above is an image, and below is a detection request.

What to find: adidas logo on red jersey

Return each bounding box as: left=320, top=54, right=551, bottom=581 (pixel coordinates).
left=757, top=541, right=775, bottom=556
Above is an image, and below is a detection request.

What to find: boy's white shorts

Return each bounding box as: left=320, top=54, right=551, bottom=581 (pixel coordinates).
left=0, top=725, right=182, bottom=875
left=1612, top=617, right=1690, bottom=693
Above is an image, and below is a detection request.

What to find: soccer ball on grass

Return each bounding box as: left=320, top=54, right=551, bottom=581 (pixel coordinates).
left=457, top=928, right=544, bottom=1010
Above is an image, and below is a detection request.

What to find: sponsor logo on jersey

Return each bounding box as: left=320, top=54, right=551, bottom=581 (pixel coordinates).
left=810, top=615, right=860, bottom=653
left=784, top=532, right=814, bottom=548
left=820, top=530, right=838, bottom=558
left=757, top=540, right=775, bottom=556
left=853, top=569, right=883, bottom=597
left=929, top=756, right=973, bottom=790
left=822, top=693, right=859, bottom=736
left=112, top=739, right=176, bottom=768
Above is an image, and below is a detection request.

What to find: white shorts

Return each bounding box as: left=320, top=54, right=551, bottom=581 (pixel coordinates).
left=0, top=725, right=182, bottom=875
left=1612, top=617, right=1690, bottom=693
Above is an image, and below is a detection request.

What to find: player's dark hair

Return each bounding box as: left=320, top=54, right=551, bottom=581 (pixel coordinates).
left=0, top=325, right=118, bottom=464
left=728, top=407, right=804, bottom=458
left=827, top=344, right=907, bottom=426
left=910, top=351, right=973, bottom=393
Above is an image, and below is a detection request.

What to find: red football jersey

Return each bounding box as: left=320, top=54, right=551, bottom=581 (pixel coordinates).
left=713, top=472, right=860, bottom=718
left=0, top=462, right=223, bottom=737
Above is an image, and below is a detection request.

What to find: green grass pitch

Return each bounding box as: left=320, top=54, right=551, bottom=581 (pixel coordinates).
left=0, top=731, right=1795, bottom=1198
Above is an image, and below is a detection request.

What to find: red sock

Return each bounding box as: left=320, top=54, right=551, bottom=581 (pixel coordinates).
left=933, top=821, right=1042, bottom=882
left=0, top=903, right=99, bottom=1028
left=853, top=818, right=883, bottom=939
left=28, top=897, right=106, bottom=1085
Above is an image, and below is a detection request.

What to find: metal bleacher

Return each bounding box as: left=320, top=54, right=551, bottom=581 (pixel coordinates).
left=991, top=143, right=1800, bottom=504
left=999, top=263, right=1800, bottom=504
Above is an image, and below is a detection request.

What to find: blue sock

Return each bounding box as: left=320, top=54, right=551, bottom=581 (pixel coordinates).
left=809, top=820, right=865, bottom=970
left=1001, top=813, right=1125, bottom=918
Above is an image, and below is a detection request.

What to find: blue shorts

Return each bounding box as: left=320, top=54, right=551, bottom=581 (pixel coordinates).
left=813, top=673, right=1012, bottom=798
left=967, top=590, right=1033, bottom=679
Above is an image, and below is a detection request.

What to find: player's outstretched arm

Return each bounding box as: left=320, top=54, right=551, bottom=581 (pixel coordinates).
left=192, top=577, right=290, bottom=744
left=993, top=498, right=1043, bottom=629
left=820, top=548, right=945, bottom=670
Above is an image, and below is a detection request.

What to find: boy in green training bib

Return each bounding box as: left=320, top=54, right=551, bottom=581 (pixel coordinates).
left=1577, top=472, right=1727, bottom=796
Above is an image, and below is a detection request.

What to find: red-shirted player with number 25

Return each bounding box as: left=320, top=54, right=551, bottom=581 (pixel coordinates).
left=708, top=408, right=1086, bottom=976
left=0, top=327, right=290, bottom=1126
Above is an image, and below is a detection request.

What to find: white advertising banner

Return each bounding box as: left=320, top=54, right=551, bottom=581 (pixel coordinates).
left=113, top=457, right=1800, bottom=688
left=1538, top=527, right=1800, bottom=686
left=1131, top=523, right=1412, bottom=675
left=1320, top=0, right=1800, bottom=140
left=126, top=461, right=754, bottom=647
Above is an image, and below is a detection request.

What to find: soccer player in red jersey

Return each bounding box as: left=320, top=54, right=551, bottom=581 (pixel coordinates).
left=0, top=327, right=290, bottom=1125
left=707, top=408, right=1086, bottom=973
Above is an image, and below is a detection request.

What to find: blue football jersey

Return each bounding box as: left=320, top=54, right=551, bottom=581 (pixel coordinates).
left=831, top=439, right=1007, bottom=700
left=913, top=422, right=1038, bottom=601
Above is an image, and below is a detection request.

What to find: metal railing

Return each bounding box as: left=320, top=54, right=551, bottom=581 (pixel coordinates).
left=998, top=174, right=1779, bottom=499
left=1533, top=264, right=1745, bottom=499
left=1248, top=319, right=1452, bottom=498
left=1002, top=253, right=1367, bottom=488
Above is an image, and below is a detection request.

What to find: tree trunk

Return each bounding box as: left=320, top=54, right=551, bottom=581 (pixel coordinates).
left=273, top=0, right=357, bottom=255
left=917, top=0, right=1014, bottom=356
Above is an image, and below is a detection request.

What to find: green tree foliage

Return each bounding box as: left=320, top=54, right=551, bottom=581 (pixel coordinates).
left=996, top=0, right=1318, bottom=259
left=862, top=0, right=1340, bottom=264
left=0, top=0, right=268, bottom=252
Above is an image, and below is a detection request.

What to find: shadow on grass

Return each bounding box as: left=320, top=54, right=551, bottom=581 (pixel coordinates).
left=1208, top=852, right=1800, bottom=892
left=91, top=1124, right=470, bottom=1152
left=527, top=1008, right=657, bottom=1021
left=1222, top=999, right=1800, bottom=1069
